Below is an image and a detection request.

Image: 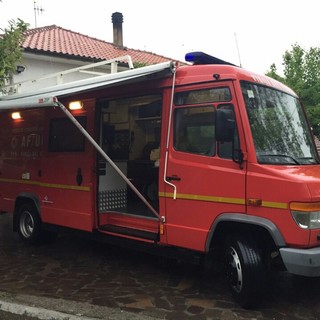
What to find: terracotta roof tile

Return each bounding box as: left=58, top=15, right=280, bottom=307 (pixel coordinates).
left=22, top=25, right=174, bottom=65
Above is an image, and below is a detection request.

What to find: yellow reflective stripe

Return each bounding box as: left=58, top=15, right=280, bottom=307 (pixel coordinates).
left=0, top=177, right=90, bottom=192
left=159, top=191, right=245, bottom=205
left=262, top=200, right=287, bottom=209
left=159, top=192, right=287, bottom=209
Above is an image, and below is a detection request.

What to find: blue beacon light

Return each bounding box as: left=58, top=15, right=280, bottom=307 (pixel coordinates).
left=185, top=52, right=236, bottom=66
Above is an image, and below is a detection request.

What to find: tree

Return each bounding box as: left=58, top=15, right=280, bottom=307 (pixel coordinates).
left=265, top=63, right=285, bottom=83
left=0, top=19, right=28, bottom=92
left=267, top=43, right=320, bottom=137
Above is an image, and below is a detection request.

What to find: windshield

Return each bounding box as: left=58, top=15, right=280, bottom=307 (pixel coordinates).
left=242, top=82, right=318, bottom=165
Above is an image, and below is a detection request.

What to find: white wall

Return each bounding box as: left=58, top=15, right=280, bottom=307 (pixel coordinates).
left=10, top=52, right=130, bottom=94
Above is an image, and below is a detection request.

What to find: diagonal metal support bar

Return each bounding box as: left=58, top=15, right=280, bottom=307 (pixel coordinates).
left=56, top=101, right=160, bottom=219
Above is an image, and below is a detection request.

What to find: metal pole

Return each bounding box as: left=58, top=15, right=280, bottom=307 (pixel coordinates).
left=33, top=1, right=37, bottom=28
left=234, top=33, right=242, bottom=68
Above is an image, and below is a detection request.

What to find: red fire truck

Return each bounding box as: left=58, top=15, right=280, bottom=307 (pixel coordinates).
left=1, top=52, right=320, bottom=307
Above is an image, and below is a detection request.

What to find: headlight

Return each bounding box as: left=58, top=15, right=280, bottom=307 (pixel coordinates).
left=290, top=202, right=320, bottom=229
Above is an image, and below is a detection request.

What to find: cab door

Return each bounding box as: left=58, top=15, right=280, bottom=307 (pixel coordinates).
left=163, top=83, right=246, bottom=251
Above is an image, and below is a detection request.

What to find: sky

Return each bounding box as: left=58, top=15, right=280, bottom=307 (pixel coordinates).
left=1, top=0, right=319, bottom=76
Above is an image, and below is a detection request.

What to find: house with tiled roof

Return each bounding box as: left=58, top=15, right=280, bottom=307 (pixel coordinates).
left=9, top=12, right=174, bottom=93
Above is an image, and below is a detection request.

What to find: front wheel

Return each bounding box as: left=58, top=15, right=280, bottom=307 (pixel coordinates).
left=224, top=235, right=266, bottom=308
left=17, top=203, right=42, bottom=244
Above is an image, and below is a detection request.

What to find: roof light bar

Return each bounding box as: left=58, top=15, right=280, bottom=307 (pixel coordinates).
left=185, top=52, right=236, bottom=66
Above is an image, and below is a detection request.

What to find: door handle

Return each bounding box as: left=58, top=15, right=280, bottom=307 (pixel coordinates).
left=166, top=175, right=181, bottom=182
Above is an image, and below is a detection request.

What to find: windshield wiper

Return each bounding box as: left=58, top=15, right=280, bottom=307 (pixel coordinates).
left=298, top=157, right=319, bottom=164
left=258, top=154, right=300, bottom=165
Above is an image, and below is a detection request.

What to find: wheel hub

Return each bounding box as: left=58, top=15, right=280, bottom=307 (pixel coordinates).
left=19, top=211, right=34, bottom=238
left=225, top=246, right=243, bottom=293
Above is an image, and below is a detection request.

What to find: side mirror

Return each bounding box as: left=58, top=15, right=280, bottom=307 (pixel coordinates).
left=215, top=108, right=235, bottom=142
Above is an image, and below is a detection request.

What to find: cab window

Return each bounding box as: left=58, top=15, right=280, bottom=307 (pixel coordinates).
left=174, top=87, right=231, bottom=105
left=173, top=88, right=239, bottom=159
left=174, top=106, right=215, bottom=156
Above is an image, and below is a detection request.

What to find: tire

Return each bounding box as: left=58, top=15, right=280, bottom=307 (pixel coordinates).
left=224, top=235, right=266, bottom=308
left=17, top=203, right=42, bottom=245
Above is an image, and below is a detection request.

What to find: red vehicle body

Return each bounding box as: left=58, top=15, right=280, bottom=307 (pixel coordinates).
left=1, top=52, right=320, bottom=307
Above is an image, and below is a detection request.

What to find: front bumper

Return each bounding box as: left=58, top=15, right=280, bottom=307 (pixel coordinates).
left=280, top=247, right=320, bottom=277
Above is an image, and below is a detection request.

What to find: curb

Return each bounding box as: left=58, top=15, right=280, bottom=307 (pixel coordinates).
left=0, top=291, right=160, bottom=320
left=0, top=300, right=96, bottom=320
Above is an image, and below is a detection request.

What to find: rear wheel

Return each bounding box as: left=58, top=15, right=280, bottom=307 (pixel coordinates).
left=224, top=235, right=266, bottom=308
left=17, top=203, right=42, bottom=244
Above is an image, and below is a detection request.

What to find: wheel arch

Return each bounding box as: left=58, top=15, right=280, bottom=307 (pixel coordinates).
left=205, top=213, right=286, bottom=253
left=13, top=193, right=41, bottom=232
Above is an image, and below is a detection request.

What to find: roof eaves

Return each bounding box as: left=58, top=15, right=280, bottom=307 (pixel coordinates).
left=23, top=47, right=104, bottom=63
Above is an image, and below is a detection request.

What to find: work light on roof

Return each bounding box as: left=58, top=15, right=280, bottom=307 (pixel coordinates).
left=69, top=101, right=83, bottom=110
left=11, top=112, right=21, bottom=120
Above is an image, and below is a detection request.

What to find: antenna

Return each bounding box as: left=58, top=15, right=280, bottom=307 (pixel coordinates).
left=234, top=33, right=242, bottom=68
left=33, top=1, right=45, bottom=28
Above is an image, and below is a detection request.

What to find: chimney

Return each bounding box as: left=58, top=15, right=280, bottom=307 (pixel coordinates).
left=112, top=12, right=123, bottom=47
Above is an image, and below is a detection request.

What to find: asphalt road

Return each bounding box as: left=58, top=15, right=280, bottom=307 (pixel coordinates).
left=1, top=212, right=320, bottom=319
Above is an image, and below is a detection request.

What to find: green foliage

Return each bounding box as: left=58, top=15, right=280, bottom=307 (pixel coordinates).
left=0, top=19, right=28, bottom=91
left=132, top=62, right=148, bottom=68
left=265, top=63, right=285, bottom=83
left=267, top=43, right=320, bottom=138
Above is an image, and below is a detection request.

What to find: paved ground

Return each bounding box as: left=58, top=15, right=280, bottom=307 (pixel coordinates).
left=1, top=212, right=320, bottom=319
left=0, top=310, right=40, bottom=320
left=0, top=310, right=39, bottom=320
